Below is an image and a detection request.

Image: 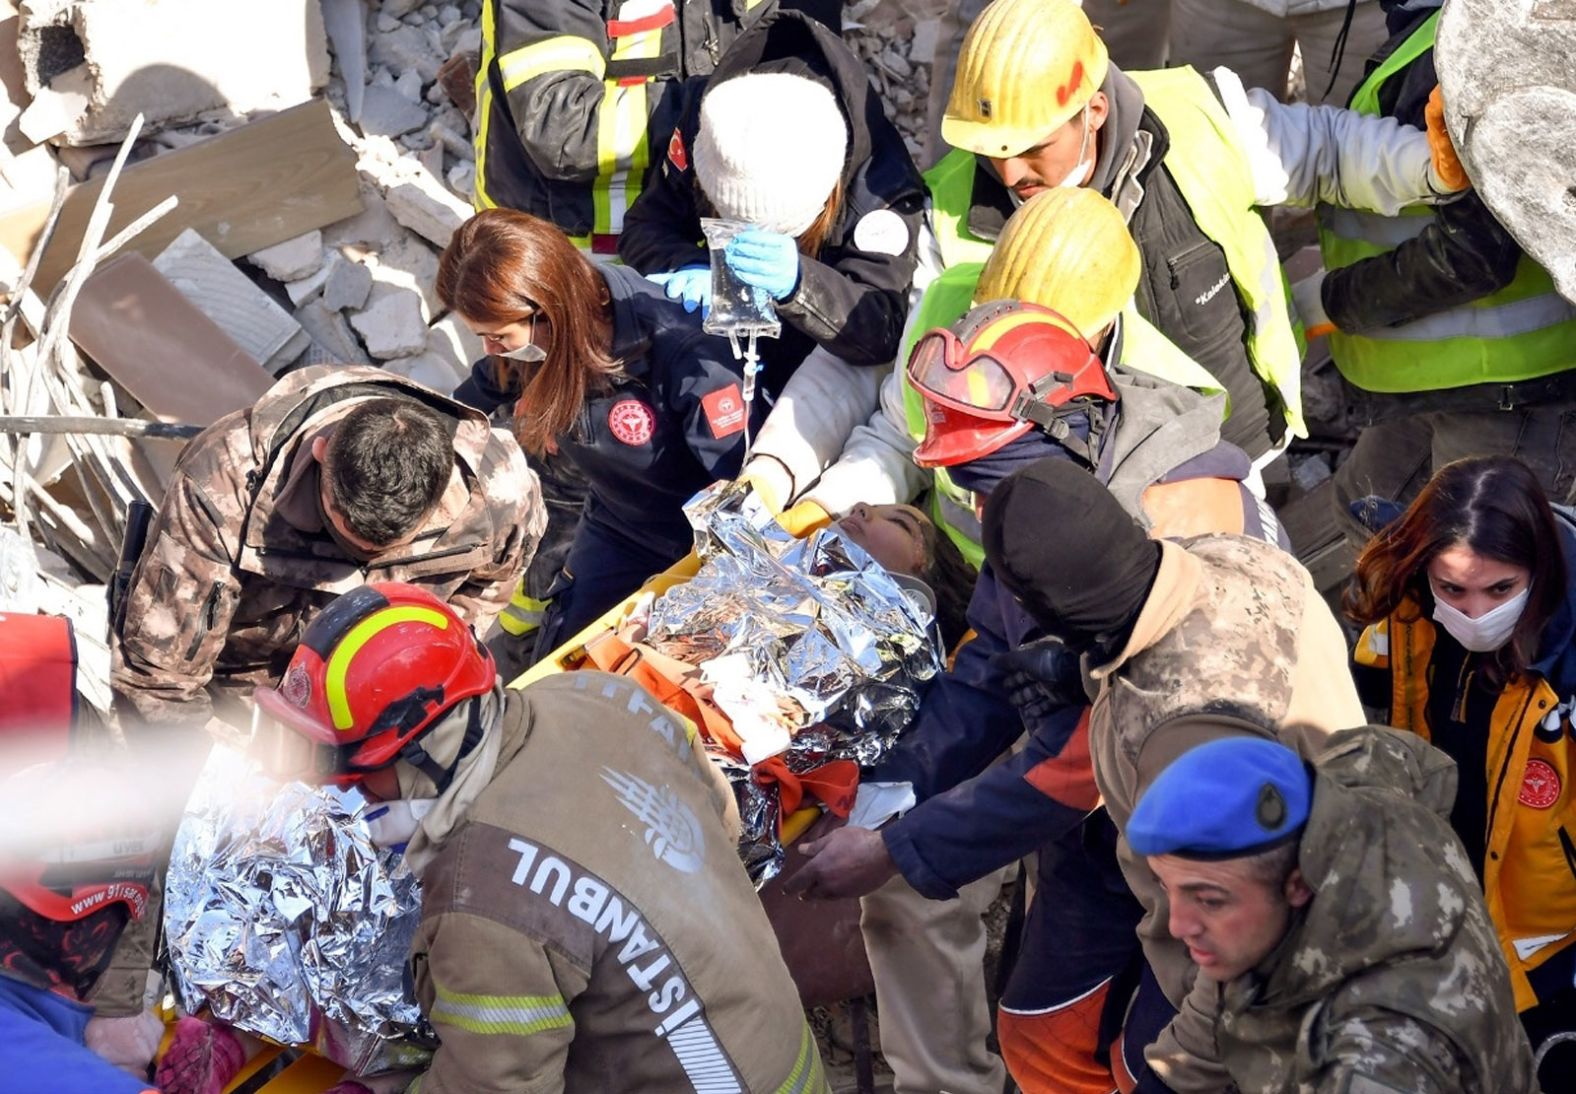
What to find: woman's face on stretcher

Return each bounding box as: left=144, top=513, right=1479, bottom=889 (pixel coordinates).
left=836, top=503, right=930, bottom=577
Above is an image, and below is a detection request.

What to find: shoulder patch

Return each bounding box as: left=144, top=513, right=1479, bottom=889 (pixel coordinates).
left=666, top=127, right=687, bottom=173
left=852, top=208, right=910, bottom=257
left=700, top=384, right=746, bottom=439
left=1519, top=758, right=1561, bottom=809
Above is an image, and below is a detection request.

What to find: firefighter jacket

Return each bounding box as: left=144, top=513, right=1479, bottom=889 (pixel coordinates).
left=1353, top=510, right=1576, bottom=1011
left=618, top=9, right=926, bottom=383
left=474, top=0, right=828, bottom=250
left=1085, top=534, right=1365, bottom=1091
left=111, top=366, right=543, bottom=729
left=1213, top=725, right=1538, bottom=1093
left=406, top=673, right=829, bottom=1092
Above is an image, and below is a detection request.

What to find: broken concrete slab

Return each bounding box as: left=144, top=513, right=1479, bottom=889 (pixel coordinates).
left=369, top=23, right=446, bottom=84
left=16, top=77, right=87, bottom=143
left=360, top=82, right=430, bottom=138
left=320, top=0, right=367, bottom=123
left=154, top=228, right=312, bottom=375
left=321, top=181, right=403, bottom=249
left=247, top=230, right=325, bottom=282
left=385, top=168, right=471, bottom=248
left=323, top=257, right=373, bottom=312
left=426, top=313, right=484, bottom=379
left=350, top=282, right=428, bottom=359
left=16, top=0, right=330, bottom=145
left=284, top=250, right=341, bottom=305
left=295, top=298, right=372, bottom=365
left=366, top=234, right=440, bottom=318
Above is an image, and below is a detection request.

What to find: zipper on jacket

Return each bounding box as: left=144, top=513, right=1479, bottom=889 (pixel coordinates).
left=1560, top=827, right=1576, bottom=884
left=186, top=584, right=225, bottom=661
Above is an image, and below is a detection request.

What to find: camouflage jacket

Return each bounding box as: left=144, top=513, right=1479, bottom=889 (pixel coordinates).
left=1085, top=534, right=1366, bottom=1091
left=112, top=366, right=544, bottom=729
left=1215, top=726, right=1540, bottom=1093
left=408, top=673, right=829, bottom=1093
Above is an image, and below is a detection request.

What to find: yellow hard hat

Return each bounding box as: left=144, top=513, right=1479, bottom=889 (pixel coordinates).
left=943, top=0, right=1109, bottom=158
left=974, top=188, right=1139, bottom=335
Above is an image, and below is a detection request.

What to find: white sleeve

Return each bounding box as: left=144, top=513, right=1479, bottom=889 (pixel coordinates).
left=803, top=365, right=929, bottom=514
left=744, top=346, right=885, bottom=503
left=1211, top=65, right=1456, bottom=214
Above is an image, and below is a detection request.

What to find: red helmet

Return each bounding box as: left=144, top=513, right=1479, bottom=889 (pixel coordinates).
left=252, top=583, right=496, bottom=781
left=907, top=300, right=1117, bottom=468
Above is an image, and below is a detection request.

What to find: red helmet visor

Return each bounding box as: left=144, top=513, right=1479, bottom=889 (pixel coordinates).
left=907, top=329, right=1020, bottom=418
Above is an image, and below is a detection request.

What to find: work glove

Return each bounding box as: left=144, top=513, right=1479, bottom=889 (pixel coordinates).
left=725, top=229, right=801, bottom=301
left=86, top=1008, right=165, bottom=1078
left=648, top=265, right=711, bottom=314
left=776, top=499, right=831, bottom=537
left=1425, top=85, right=1470, bottom=193
left=990, top=637, right=1086, bottom=723
left=1290, top=268, right=1334, bottom=340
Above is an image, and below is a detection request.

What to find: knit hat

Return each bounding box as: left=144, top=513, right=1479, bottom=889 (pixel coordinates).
left=693, top=72, right=848, bottom=238
left=1127, top=737, right=1312, bottom=859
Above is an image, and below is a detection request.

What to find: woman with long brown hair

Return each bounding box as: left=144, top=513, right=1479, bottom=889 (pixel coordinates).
left=437, top=208, right=766, bottom=658
left=1347, top=455, right=1576, bottom=1060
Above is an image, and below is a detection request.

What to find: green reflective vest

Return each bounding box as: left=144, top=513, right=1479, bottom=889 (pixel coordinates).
left=1317, top=12, right=1576, bottom=393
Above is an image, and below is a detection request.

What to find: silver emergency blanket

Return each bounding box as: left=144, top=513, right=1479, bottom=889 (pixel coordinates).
left=646, top=481, right=943, bottom=881
left=164, top=746, right=433, bottom=1075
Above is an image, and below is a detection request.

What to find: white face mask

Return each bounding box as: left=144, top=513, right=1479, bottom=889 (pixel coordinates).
left=494, top=313, right=546, bottom=362
left=1052, top=103, right=1094, bottom=190
left=1430, top=583, right=1530, bottom=652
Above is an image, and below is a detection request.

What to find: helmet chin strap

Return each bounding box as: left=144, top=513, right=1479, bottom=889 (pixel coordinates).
left=394, top=698, right=487, bottom=798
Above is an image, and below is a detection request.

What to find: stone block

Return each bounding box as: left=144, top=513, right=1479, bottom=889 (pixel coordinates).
left=321, top=182, right=403, bottom=249
left=19, top=0, right=329, bottom=145
left=366, top=234, right=441, bottom=318
left=350, top=282, right=427, bottom=359
left=153, top=228, right=310, bottom=374
left=370, top=23, right=445, bottom=84
left=247, top=230, right=325, bottom=282
left=385, top=169, right=471, bottom=248
left=295, top=298, right=371, bottom=365
left=323, top=257, right=373, bottom=312
left=426, top=313, right=484, bottom=377
left=360, top=82, right=429, bottom=138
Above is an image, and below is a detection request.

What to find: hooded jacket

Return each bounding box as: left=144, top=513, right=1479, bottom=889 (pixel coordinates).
left=618, top=10, right=926, bottom=382
left=405, top=672, right=829, bottom=1093
left=1353, top=509, right=1576, bottom=1010
left=111, top=366, right=543, bottom=729
left=1211, top=724, right=1538, bottom=1093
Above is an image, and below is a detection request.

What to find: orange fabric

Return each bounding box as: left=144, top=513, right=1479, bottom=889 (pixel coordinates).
left=1111, top=1025, right=1138, bottom=1094
left=998, top=980, right=1118, bottom=1094
left=1139, top=478, right=1245, bottom=540
left=754, top=755, right=859, bottom=822
left=1425, top=85, right=1469, bottom=192
left=1023, top=709, right=1101, bottom=811
left=582, top=632, right=743, bottom=755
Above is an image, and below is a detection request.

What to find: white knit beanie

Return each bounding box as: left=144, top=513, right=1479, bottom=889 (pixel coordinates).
left=693, top=72, right=849, bottom=238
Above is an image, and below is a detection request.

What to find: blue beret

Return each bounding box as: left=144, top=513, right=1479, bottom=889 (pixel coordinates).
left=1128, top=737, right=1311, bottom=858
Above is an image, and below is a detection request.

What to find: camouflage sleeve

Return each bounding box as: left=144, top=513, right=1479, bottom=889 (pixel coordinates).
left=85, top=872, right=161, bottom=1017
left=1144, top=974, right=1237, bottom=1093
left=1306, top=1008, right=1466, bottom=1093
left=408, top=908, right=589, bottom=1094
left=445, top=433, right=546, bottom=631
left=110, top=438, right=248, bottom=729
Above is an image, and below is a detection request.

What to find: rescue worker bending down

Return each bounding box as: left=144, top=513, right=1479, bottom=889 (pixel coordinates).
left=1129, top=733, right=1538, bottom=1092
left=253, top=583, right=830, bottom=1093
left=474, top=0, right=836, bottom=252
left=111, top=366, right=543, bottom=733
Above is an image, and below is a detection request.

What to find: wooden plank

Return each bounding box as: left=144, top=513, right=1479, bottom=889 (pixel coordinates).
left=0, top=99, right=361, bottom=296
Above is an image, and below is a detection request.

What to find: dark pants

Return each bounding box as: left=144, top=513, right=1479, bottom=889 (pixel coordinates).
left=529, top=515, right=688, bottom=665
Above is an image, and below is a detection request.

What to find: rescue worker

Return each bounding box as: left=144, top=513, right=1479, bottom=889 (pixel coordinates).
left=111, top=365, right=542, bottom=732
left=1303, top=0, right=1576, bottom=546
left=1346, top=455, right=1576, bottom=1082
left=1129, top=733, right=1539, bottom=1092
left=0, top=615, right=163, bottom=1094
left=743, top=0, right=1468, bottom=561
left=977, top=458, right=1365, bottom=1090
left=438, top=209, right=774, bottom=657
left=472, top=0, right=836, bottom=253
left=620, top=8, right=926, bottom=402
left=252, top=583, right=830, bottom=1092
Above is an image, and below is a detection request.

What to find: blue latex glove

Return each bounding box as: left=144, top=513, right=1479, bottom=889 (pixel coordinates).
left=725, top=229, right=801, bottom=301
left=648, top=265, right=711, bottom=314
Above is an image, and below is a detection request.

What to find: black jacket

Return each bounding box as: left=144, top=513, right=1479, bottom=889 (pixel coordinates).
left=456, top=264, right=767, bottom=552
left=1320, top=13, right=1522, bottom=335
left=942, top=66, right=1281, bottom=459
left=617, top=9, right=926, bottom=382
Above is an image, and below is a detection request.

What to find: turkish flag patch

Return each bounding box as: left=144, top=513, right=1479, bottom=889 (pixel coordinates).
left=667, top=127, right=688, bottom=172
left=701, top=384, right=746, bottom=439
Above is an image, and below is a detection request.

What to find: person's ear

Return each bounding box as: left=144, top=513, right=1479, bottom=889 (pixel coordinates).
left=311, top=435, right=329, bottom=463
left=1087, top=91, right=1110, bottom=134
left=1284, top=867, right=1313, bottom=908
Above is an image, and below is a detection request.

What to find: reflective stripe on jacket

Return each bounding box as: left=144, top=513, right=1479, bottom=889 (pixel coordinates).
left=1355, top=604, right=1576, bottom=1011
left=1318, top=11, right=1576, bottom=393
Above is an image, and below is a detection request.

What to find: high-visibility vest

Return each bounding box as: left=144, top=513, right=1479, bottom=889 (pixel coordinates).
left=474, top=0, right=770, bottom=255
left=1317, top=12, right=1576, bottom=394
left=899, top=263, right=1222, bottom=568
left=923, top=65, right=1306, bottom=442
